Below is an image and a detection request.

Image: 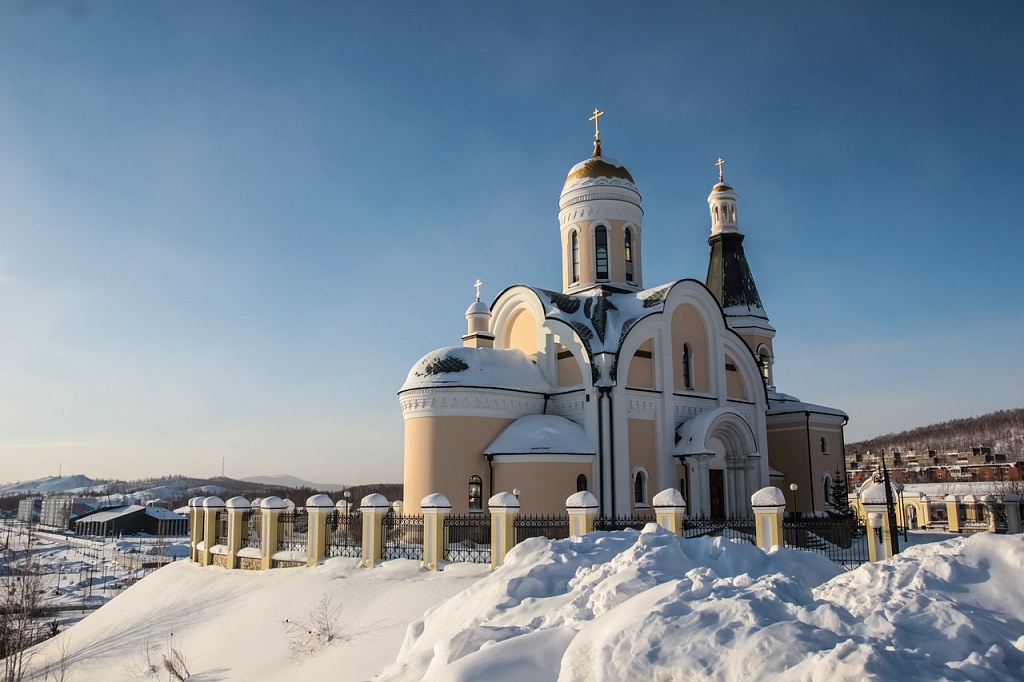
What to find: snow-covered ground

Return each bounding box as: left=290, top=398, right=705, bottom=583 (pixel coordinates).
left=13, top=525, right=1024, bottom=681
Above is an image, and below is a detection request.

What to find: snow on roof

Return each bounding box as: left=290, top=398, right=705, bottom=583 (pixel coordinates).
left=751, top=486, right=786, bottom=507
left=483, top=415, right=595, bottom=456
left=144, top=506, right=187, bottom=521
left=768, top=390, right=848, bottom=419
left=400, top=346, right=549, bottom=393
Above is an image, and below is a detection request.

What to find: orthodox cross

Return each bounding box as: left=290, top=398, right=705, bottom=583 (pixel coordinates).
left=589, top=108, right=605, bottom=140
left=715, top=157, right=726, bottom=183
left=474, top=278, right=482, bottom=301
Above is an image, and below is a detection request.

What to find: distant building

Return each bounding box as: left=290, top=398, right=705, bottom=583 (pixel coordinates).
left=73, top=503, right=188, bottom=537
left=17, top=497, right=42, bottom=523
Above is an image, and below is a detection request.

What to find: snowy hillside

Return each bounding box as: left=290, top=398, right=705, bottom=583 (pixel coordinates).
left=22, top=527, right=1024, bottom=681
left=0, top=475, right=100, bottom=497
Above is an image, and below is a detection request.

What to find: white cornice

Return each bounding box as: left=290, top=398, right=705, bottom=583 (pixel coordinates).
left=399, top=387, right=546, bottom=419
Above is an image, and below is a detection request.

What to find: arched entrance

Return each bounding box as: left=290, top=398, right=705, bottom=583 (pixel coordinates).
left=676, top=408, right=763, bottom=518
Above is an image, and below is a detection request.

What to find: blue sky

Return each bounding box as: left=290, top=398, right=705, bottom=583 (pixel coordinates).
left=1, top=1, right=1022, bottom=485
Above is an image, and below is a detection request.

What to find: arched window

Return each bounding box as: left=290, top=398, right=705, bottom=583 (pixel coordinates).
left=823, top=473, right=833, bottom=506
left=624, top=228, right=634, bottom=283
left=571, top=231, right=580, bottom=284
left=595, top=226, right=608, bottom=280
left=633, top=468, right=648, bottom=506
left=682, top=343, right=694, bottom=390
left=576, top=474, right=587, bottom=492
left=820, top=437, right=830, bottom=455
left=468, top=475, right=483, bottom=512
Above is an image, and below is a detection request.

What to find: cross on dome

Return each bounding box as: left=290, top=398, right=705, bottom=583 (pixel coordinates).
left=716, top=157, right=726, bottom=183
left=589, top=108, right=604, bottom=140
left=474, top=278, right=482, bottom=301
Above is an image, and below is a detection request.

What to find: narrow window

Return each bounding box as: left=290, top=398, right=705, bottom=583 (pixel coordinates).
left=624, top=229, right=632, bottom=263
left=595, top=226, right=608, bottom=280
left=468, top=475, right=483, bottom=512
left=820, top=437, right=830, bottom=455
left=682, top=343, right=694, bottom=390
left=633, top=469, right=648, bottom=506
left=823, top=474, right=833, bottom=505
left=576, top=474, right=587, bottom=492
left=571, top=231, right=580, bottom=284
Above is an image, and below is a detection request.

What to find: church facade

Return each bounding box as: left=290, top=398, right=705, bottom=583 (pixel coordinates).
left=399, top=119, right=848, bottom=517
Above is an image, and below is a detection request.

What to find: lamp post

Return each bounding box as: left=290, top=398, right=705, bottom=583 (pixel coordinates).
left=789, top=483, right=799, bottom=518
left=896, top=483, right=906, bottom=540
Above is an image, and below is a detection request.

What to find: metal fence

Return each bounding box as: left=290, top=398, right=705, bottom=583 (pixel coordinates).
left=241, top=510, right=261, bottom=551
left=444, top=515, right=491, bottom=563
left=277, top=511, right=308, bottom=553
left=216, top=510, right=228, bottom=547
left=594, top=515, right=655, bottom=532
left=782, top=516, right=869, bottom=570
left=513, top=515, right=570, bottom=544
left=382, top=514, right=424, bottom=561
left=327, top=511, right=362, bottom=558
left=682, top=516, right=756, bottom=545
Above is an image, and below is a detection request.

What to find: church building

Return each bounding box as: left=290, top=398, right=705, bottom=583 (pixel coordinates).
left=399, top=113, right=848, bottom=517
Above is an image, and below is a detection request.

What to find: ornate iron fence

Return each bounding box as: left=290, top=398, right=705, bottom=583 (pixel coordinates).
left=277, top=511, right=308, bottom=553
left=782, top=516, right=869, bottom=570
left=215, top=510, right=228, bottom=546
left=594, top=515, right=655, bottom=532
left=513, top=515, right=570, bottom=544
left=444, top=515, right=491, bottom=563
left=327, top=511, right=362, bottom=558
left=382, top=514, right=424, bottom=561
left=241, top=510, right=261, bottom=551
left=682, top=516, right=756, bottom=545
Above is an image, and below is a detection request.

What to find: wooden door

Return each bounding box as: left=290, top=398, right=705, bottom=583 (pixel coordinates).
left=709, top=469, right=726, bottom=519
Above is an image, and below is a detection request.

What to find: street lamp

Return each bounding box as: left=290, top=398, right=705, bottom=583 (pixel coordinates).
left=789, top=483, right=799, bottom=517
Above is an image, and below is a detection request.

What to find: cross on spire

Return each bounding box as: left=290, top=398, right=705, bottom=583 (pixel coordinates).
left=589, top=108, right=604, bottom=141
left=715, top=157, right=726, bottom=183
left=474, top=278, right=482, bottom=301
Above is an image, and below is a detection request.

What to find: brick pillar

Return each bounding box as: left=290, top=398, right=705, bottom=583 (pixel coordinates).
left=945, top=495, right=961, bottom=533
left=201, top=497, right=225, bottom=567
left=225, top=496, right=250, bottom=570
left=188, top=497, right=204, bottom=563
left=421, top=494, right=451, bottom=571
left=260, top=496, right=287, bottom=570
left=306, top=494, right=334, bottom=567
left=566, top=491, right=598, bottom=536
left=750, top=487, right=785, bottom=551
left=1004, top=493, right=1021, bottom=534
left=360, top=494, right=390, bottom=568
left=489, top=492, right=520, bottom=569
left=653, top=488, right=687, bottom=536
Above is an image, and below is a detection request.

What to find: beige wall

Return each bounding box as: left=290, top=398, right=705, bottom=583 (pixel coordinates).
left=491, top=461, right=592, bottom=516
left=626, top=338, right=655, bottom=389
left=507, top=309, right=539, bottom=357
left=556, top=343, right=584, bottom=387
left=724, top=354, right=749, bottom=401
left=766, top=416, right=845, bottom=512
left=627, top=417, right=658, bottom=512
left=403, top=415, right=514, bottom=514
left=671, top=304, right=710, bottom=392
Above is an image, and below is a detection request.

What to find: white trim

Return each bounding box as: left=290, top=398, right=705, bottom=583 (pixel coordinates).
left=489, top=454, right=595, bottom=464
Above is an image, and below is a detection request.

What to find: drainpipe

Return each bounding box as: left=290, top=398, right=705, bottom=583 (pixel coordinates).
left=596, top=389, right=606, bottom=515
left=805, top=411, right=815, bottom=511
left=487, top=454, right=494, bottom=500
left=599, top=386, right=615, bottom=515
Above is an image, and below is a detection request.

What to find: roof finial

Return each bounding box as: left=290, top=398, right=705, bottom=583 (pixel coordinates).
left=715, top=157, right=725, bottom=183
left=474, top=278, right=482, bottom=302
left=589, top=108, right=604, bottom=157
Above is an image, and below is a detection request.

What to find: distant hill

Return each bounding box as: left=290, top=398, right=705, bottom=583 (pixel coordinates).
left=847, top=408, right=1024, bottom=456
left=0, top=474, right=103, bottom=497
left=241, top=474, right=347, bottom=491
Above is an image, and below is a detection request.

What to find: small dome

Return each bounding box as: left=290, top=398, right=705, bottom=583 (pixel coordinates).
left=466, top=300, right=490, bottom=316
left=400, top=346, right=549, bottom=393
left=709, top=182, right=734, bottom=194
left=561, top=142, right=639, bottom=197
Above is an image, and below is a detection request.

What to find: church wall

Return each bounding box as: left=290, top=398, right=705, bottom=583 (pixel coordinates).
left=670, top=304, right=710, bottom=393
left=627, top=417, right=658, bottom=513
left=507, top=309, right=539, bottom=358
left=724, top=355, right=749, bottom=401
left=556, top=343, right=584, bottom=387
left=626, top=338, right=656, bottom=389
left=766, top=414, right=846, bottom=513
left=491, top=461, right=592, bottom=516
left=402, top=415, right=514, bottom=514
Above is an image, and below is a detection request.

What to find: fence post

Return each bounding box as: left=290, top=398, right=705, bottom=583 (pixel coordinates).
left=652, top=488, right=687, bottom=535
left=980, top=495, right=997, bottom=533
left=918, top=494, right=931, bottom=527
left=260, top=496, right=287, bottom=570
left=188, top=497, right=204, bottom=563
left=862, top=484, right=894, bottom=561
left=1004, top=493, right=1021, bottom=534
left=489, top=492, right=520, bottom=569
left=421, top=494, right=451, bottom=571
left=750, top=487, right=785, bottom=550
left=306, top=494, right=334, bottom=567
left=201, top=497, right=225, bottom=567
left=360, top=494, right=390, bottom=568
left=945, top=495, right=961, bottom=533
left=566, top=491, right=598, bottom=536
left=225, top=496, right=250, bottom=570
left=866, top=513, right=885, bottom=562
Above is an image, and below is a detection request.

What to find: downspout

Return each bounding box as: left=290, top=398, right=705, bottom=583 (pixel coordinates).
left=543, top=393, right=550, bottom=415
left=599, top=386, right=615, bottom=514
left=487, top=454, right=494, bottom=501
left=608, top=388, right=617, bottom=514
left=597, top=389, right=606, bottom=515
left=805, top=411, right=815, bottom=511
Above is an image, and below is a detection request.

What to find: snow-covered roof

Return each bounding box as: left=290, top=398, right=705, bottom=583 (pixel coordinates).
left=400, top=346, right=549, bottom=393
left=768, top=390, right=848, bottom=419
left=484, top=415, right=595, bottom=457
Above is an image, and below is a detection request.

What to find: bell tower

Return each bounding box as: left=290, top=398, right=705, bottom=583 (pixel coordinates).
left=558, top=109, right=644, bottom=294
